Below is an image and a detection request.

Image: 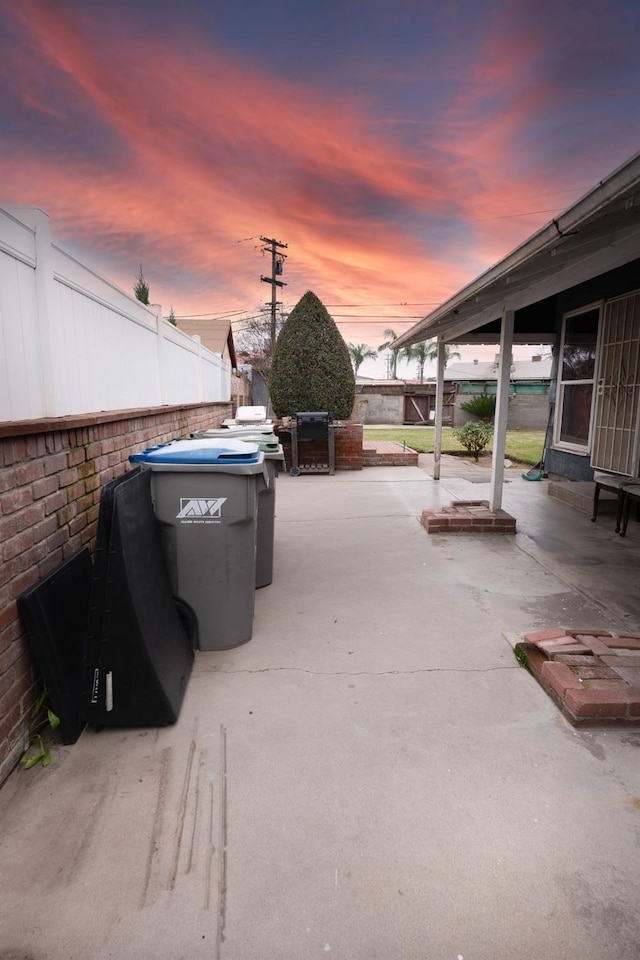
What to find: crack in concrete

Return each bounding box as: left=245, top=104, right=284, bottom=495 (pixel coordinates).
left=198, top=665, right=517, bottom=677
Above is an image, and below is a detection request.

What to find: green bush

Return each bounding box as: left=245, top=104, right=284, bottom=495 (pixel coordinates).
left=453, top=421, right=493, bottom=461
left=459, top=394, right=496, bottom=421
left=269, top=291, right=355, bottom=419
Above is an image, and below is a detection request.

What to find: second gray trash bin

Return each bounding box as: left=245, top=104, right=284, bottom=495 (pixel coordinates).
left=192, top=429, right=284, bottom=588
left=129, top=439, right=267, bottom=651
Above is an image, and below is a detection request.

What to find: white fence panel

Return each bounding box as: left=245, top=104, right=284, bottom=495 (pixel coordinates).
left=0, top=246, right=44, bottom=421
left=51, top=280, right=161, bottom=413
left=161, top=324, right=230, bottom=405
left=0, top=207, right=230, bottom=422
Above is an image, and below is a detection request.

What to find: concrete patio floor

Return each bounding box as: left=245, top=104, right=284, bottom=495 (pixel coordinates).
left=1, top=461, right=640, bottom=959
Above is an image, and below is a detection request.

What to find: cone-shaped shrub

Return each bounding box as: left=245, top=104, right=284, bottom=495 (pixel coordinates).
left=269, top=291, right=355, bottom=419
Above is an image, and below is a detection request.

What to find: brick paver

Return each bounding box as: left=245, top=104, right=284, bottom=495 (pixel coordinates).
left=421, top=500, right=516, bottom=534
left=517, top=628, right=640, bottom=724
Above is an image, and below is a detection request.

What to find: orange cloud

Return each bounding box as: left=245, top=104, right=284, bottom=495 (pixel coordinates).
left=3, top=0, right=623, bottom=347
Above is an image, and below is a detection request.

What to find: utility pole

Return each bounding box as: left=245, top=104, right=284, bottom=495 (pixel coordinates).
left=260, top=236, right=288, bottom=351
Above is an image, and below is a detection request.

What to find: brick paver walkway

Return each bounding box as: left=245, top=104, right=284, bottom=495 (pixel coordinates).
left=519, top=628, right=640, bottom=723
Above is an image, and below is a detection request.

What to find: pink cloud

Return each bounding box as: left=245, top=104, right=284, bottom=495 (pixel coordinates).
left=3, top=0, right=629, bottom=346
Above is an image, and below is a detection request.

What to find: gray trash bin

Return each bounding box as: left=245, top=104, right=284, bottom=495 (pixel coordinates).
left=129, top=439, right=267, bottom=651
left=191, top=430, right=284, bottom=587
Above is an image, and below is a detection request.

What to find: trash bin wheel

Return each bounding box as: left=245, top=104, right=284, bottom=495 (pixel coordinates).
left=290, top=466, right=301, bottom=477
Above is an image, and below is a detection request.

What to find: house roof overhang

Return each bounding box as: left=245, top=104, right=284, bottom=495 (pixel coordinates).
left=392, top=151, right=640, bottom=350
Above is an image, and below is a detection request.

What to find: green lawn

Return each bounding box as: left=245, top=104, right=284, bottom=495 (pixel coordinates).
left=363, top=426, right=546, bottom=466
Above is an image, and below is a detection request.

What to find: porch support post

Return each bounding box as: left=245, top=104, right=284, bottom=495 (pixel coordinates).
left=490, top=307, right=514, bottom=511
left=433, top=339, right=446, bottom=480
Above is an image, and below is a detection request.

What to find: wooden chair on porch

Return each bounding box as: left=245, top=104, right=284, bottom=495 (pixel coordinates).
left=618, top=484, right=640, bottom=537
left=591, top=471, right=640, bottom=533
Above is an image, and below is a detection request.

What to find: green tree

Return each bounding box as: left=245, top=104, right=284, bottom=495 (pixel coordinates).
left=167, top=306, right=177, bottom=326
left=134, top=265, right=150, bottom=305
left=347, top=342, right=378, bottom=376
left=378, top=328, right=400, bottom=378
left=269, top=291, right=355, bottom=419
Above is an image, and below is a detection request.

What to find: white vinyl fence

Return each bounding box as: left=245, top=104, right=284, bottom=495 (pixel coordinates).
left=0, top=206, right=230, bottom=422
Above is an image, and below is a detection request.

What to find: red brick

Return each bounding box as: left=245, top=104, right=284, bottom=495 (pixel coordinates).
left=524, top=628, right=569, bottom=644
left=555, top=654, right=597, bottom=666
left=548, top=643, right=592, bottom=657
left=15, top=501, right=46, bottom=533
left=0, top=601, right=19, bottom=633
left=538, top=636, right=586, bottom=652
left=541, top=660, right=585, bottom=697
left=604, top=636, right=640, bottom=650
left=1, top=487, right=33, bottom=515
left=0, top=513, right=18, bottom=541
left=570, top=664, right=618, bottom=681
left=625, top=689, right=640, bottom=717
left=15, top=460, right=45, bottom=486
left=601, top=655, right=640, bottom=667
left=587, top=678, right=629, bottom=690
left=608, top=665, right=640, bottom=686
left=0, top=467, right=17, bottom=493
left=32, top=475, right=59, bottom=500
left=32, top=515, right=58, bottom=544
left=45, top=528, right=69, bottom=552
left=67, top=447, right=86, bottom=467
left=564, top=687, right=628, bottom=719
left=43, top=490, right=67, bottom=516
left=68, top=514, right=88, bottom=537
left=569, top=628, right=612, bottom=638
left=577, top=636, right=611, bottom=657
left=17, top=540, right=49, bottom=572
left=3, top=528, right=34, bottom=562
left=43, top=452, right=68, bottom=475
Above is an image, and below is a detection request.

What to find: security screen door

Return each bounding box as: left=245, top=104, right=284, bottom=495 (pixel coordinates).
left=591, top=291, right=640, bottom=476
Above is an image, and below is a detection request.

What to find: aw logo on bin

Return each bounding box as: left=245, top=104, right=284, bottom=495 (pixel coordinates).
left=176, top=497, right=227, bottom=522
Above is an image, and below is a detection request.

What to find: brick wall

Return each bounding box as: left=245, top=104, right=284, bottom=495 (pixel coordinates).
left=0, top=401, right=231, bottom=785
left=275, top=422, right=363, bottom=472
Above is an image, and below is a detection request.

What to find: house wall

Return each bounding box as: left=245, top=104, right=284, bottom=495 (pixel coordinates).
left=544, top=259, right=640, bottom=480
left=230, top=372, right=252, bottom=413
left=0, top=207, right=230, bottom=421
left=0, top=401, right=231, bottom=786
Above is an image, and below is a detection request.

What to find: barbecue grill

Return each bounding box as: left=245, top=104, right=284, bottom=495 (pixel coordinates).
left=288, top=412, right=335, bottom=476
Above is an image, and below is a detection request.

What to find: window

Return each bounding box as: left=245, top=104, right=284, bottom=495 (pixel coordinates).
left=554, top=306, right=601, bottom=453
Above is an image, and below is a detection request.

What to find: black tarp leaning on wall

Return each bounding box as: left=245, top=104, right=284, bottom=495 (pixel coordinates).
left=83, top=468, right=194, bottom=728
left=18, top=546, right=93, bottom=744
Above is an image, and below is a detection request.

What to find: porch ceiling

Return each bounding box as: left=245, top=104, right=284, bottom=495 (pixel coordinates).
left=393, top=151, right=640, bottom=349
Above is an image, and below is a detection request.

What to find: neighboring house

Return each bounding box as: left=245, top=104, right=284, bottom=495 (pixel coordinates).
left=176, top=316, right=251, bottom=412
left=176, top=316, right=238, bottom=369
left=445, top=356, right=552, bottom=429
left=393, top=150, right=640, bottom=499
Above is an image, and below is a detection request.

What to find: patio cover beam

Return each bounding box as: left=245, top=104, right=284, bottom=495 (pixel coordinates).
left=490, top=309, right=514, bottom=511
left=433, top=340, right=446, bottom=480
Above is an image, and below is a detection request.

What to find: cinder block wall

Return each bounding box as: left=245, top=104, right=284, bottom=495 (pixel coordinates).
left=0, top=401, right=231, bottom=785
left=453, top=393, right=549, bottom=429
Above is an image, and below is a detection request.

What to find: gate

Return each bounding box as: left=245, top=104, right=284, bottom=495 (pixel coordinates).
left=591, top=292, right=640, bottom=476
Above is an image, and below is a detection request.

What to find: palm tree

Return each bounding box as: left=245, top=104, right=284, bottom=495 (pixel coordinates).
left=402, top=339, right=461, bottom=383
left=347, top=342, right=378, bottom=377
left=378, top=328, right=400, bottom=379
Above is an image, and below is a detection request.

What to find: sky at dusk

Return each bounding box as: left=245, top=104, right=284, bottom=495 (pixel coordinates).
left=2, top=0, right=640, bottom=378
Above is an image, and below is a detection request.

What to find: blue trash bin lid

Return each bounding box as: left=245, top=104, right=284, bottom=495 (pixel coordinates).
left=129, top=438, right=261, bottom=465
